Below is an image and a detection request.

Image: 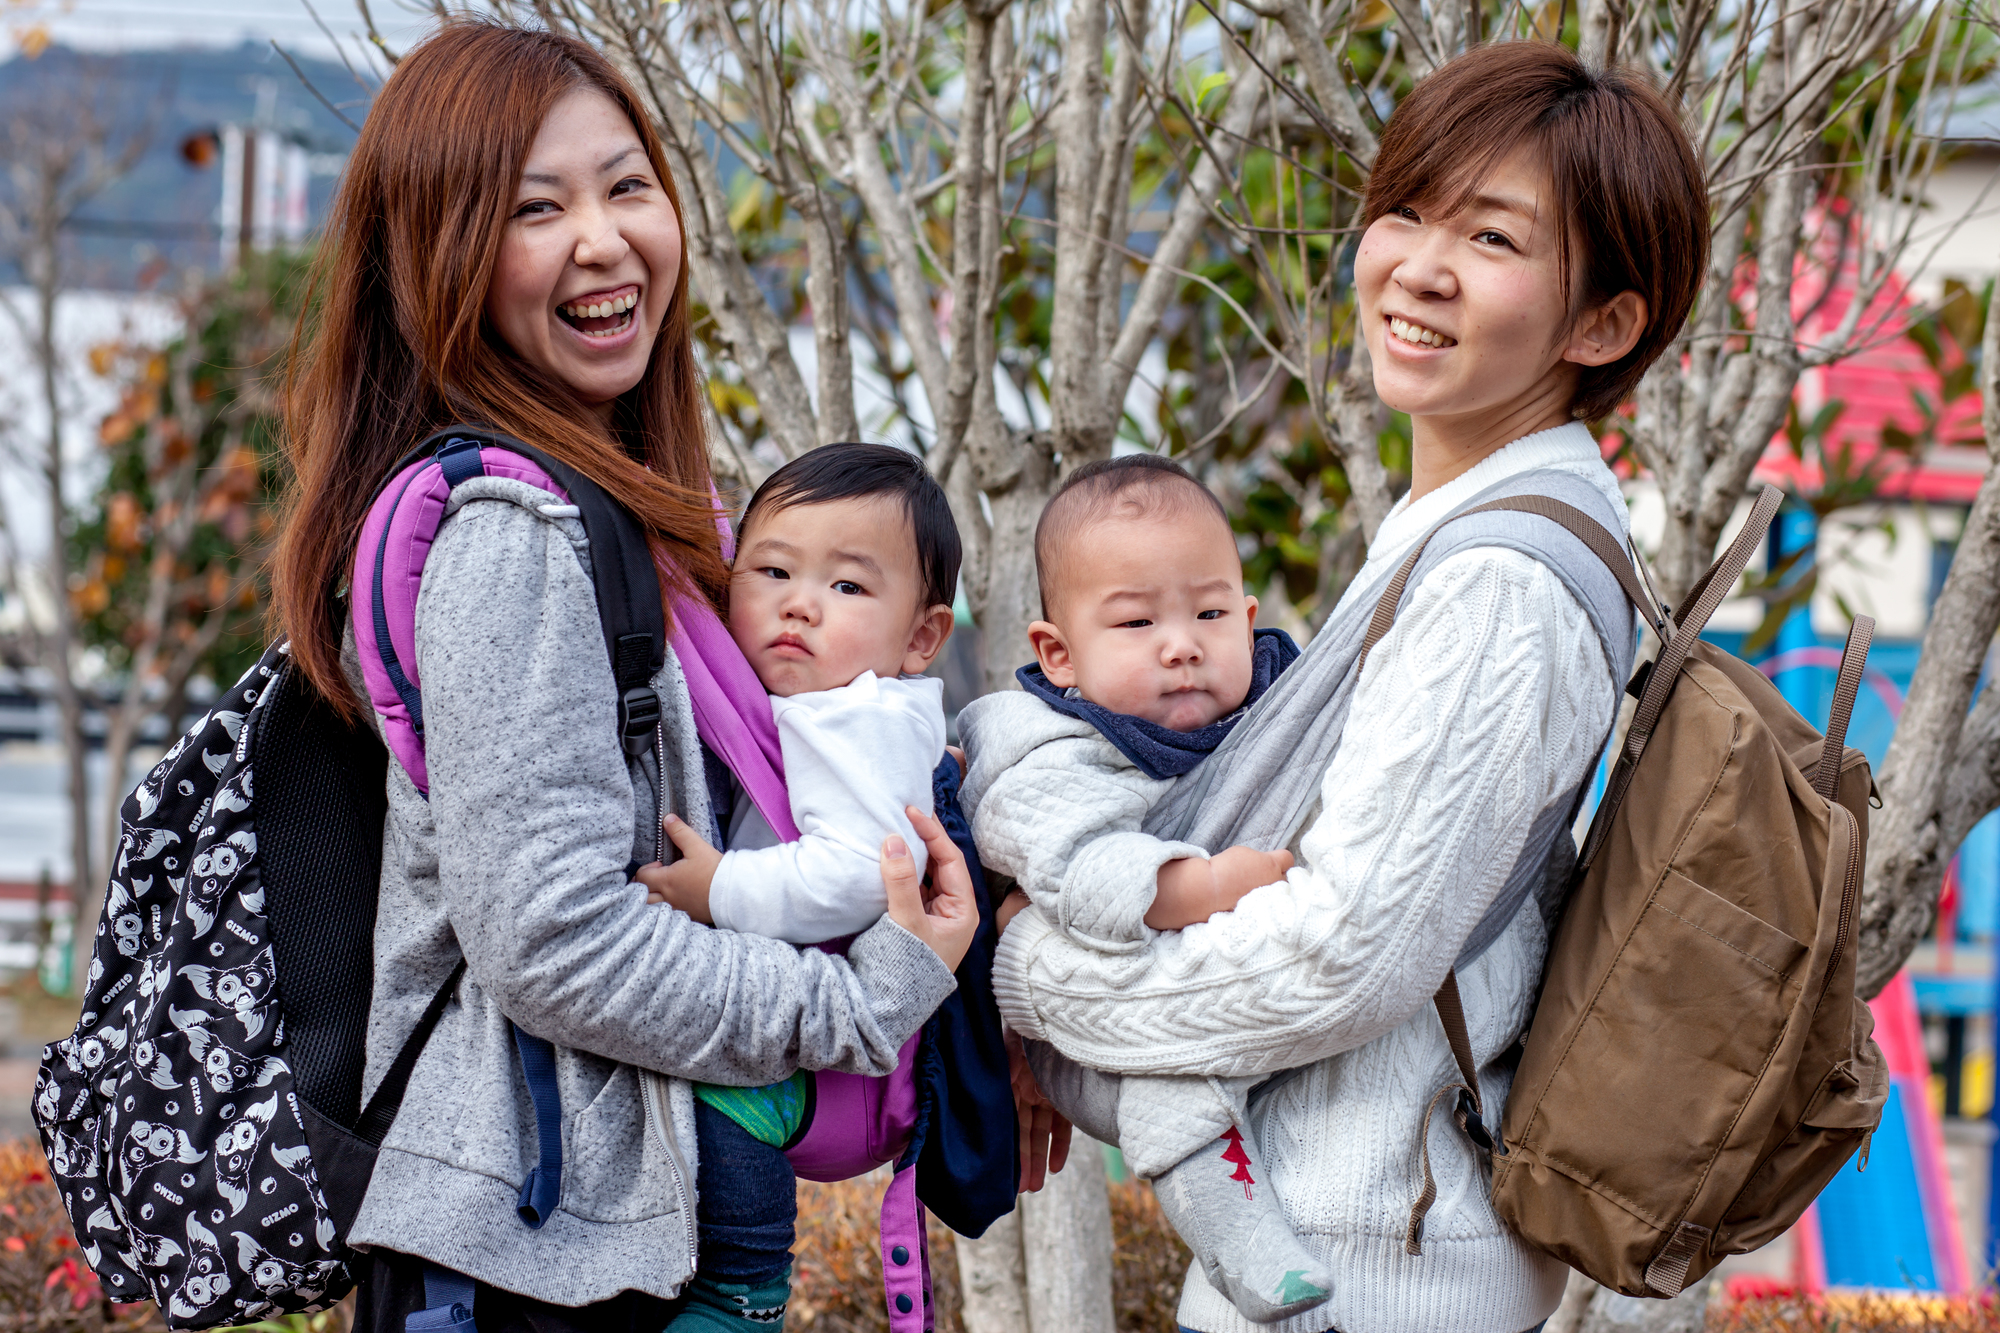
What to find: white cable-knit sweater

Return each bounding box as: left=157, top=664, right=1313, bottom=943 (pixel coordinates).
left=988, top=423, right=1628, bottom=1333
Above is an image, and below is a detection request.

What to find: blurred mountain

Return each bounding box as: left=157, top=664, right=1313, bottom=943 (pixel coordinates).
left=0, top=41, right=363, bottom=288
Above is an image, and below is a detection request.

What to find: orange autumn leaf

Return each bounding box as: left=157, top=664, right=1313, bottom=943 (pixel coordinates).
left=106, top=493, right=142, bottom=552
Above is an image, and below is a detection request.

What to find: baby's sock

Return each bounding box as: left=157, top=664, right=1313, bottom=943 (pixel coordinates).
left=668, top=1266, right=791, bottom=1327
left=1153, top=1126, right=1332, bottom=1324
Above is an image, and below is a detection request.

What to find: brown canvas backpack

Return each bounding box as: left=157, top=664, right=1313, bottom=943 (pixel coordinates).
left=1371, top=484, right=1887, bottom=1299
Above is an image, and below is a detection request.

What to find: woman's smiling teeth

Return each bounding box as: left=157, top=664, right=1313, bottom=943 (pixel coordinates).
left=1389, top=316, right=1456, bottom=348
left=557, top=290, right=640, bottom=337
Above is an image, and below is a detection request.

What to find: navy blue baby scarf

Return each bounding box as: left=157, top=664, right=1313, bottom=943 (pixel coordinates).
left=1015, top=628, right=1301, bottom=780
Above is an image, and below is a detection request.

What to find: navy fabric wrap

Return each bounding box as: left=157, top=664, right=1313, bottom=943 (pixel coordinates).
left=1015, top=628, right=1302, bottom=780
left=910, top=755, right=1019, bottom=1238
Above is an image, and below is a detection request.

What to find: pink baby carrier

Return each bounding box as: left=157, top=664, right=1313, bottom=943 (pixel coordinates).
left=354, top=428, right=934, bottom=1331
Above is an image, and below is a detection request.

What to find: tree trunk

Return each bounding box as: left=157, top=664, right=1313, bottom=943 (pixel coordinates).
left=1575, top=1282, right=1711, bottom=1333
left=967, top=428, right=1059, bottom=694
left=955, top=1139, right=1115, bottom=1333
left=1853, top=260, right=2000, bottom=996
left=1544, top=1272, right=1599, bottom=1333
left=956, top=1211, right=1031, bottom=1333
left=32, top=270, right=98, bottom=992
left=1047, top=0, right=1115, bottom=471
left=1018, top=1134, right=1115, bottom=1333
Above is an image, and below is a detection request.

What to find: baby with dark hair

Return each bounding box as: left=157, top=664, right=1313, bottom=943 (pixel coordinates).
left=638, top=441, right=961, bottom=1327
left=958, top=455, right=1325, bottom=1324
left=642, top=441, right=960, bottom=937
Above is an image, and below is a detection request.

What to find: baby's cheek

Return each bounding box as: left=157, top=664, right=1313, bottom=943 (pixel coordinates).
left=1209, top=640, right=1258, bottom=711
left=1073, top=646, right=1161, bottom=715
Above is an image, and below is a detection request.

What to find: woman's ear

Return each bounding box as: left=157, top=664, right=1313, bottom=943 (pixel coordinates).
left=901, top=605, right=956, bottom=675
left=1564, top=290, right=1648, bottom=368
left=1028, top=620, right=1076, bottom=688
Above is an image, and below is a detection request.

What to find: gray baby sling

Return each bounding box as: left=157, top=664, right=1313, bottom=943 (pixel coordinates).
left=1146, top=466, right=1649, bottom=1247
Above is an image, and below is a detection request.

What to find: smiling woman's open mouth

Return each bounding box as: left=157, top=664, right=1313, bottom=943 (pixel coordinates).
left=557, top=287, right=640, bottom=339
left=1387, top=315, right=1457, bottom=348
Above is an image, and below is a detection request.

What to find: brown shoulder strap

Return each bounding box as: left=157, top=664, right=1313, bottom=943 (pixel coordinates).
left=1434, top=970, right=1479, bottom=1090
left=1408, top=970, right=1492, bottom=1254
left=1576, top=486, right=1784, bottom=870
left=1814, top=616, right=1874, bottom=801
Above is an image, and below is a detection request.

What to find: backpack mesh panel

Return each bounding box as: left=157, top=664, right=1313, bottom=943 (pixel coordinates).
left=255, top=662, right=389, bottom=1128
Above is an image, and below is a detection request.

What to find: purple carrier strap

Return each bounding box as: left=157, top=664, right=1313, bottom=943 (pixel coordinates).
left=665, top=487, right=797, bottom=839
left=667, top=597, right=799, bottom=842
left=881, top=1165, right=934, bottom=1333
left=352, top=446, right=568, bottom=795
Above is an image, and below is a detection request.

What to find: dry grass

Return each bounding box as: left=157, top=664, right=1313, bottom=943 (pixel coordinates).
left=791, top=1173, right=965, bottom=1332
left=1108, top=1175, right=1193, bottom=1332
left=792, top=1172, right=1192, bottom=1333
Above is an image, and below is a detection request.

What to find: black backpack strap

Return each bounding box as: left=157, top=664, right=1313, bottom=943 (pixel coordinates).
left=355, top=958, right=466, bottom=1146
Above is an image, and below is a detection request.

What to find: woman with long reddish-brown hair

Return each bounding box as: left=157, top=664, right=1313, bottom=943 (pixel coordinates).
left=274, top=22, right=973, bottom=1330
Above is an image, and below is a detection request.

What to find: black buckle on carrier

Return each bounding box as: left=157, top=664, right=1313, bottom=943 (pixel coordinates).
left=618, top=686, right=661, bottom=755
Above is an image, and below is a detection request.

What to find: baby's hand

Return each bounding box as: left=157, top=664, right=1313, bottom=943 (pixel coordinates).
left=1146, top=845, right=1294, bottom=930
left=1210, top=844, right=1295, bottom=905
left=636, top=814, right=723, bottom=925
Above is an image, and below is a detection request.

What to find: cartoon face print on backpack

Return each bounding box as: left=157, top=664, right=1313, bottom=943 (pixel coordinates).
left=182, top=1024, right=284, bottom=1096
left=69, top=1021, right=126, bottom=1080
left=269, top=1139, right=339, bottom=1251
left=212, top=1093, right=279, bottom=1216
left=183, top=823, right=257, bottom=940
left=47, top=1122, right=100, bottom=1181
left=129, top=1034, right=182, bottom=1091
left=232, top=1232, right=341, bottom=1303
left=119, top=1215, right=185, bottom=1272
left=33, top=1067, right=62, bottom=1127
left=120, top=1119, right=206, bottom=1193
left=181, top=947, right=275, bottom=1042
left=110, top=907, right=145, bottom=959
left=134, top=954, right=173, bottom=1030
left=167, top=1214, right=233, bottom=1322
left=115, top=818, right=181, bottom=881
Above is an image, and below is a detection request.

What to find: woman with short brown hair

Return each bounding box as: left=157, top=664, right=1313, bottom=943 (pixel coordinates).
left=994, top=42, right=1708, bottom=1333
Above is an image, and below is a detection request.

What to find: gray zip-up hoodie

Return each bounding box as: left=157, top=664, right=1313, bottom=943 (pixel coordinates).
left=342, top=475, right=958, bottom=1304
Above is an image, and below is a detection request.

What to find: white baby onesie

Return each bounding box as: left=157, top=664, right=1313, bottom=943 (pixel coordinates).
left=706, top=671, right=947, bottom=945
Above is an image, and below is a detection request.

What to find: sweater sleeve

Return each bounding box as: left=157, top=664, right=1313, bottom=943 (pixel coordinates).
left=707, top=674, right=946, bottom=944
left=962, top=696, right=1206, bottom=953
left=417, top=498, right=956, bottom=1084
left=989, top=547, right=1616, bottom=1077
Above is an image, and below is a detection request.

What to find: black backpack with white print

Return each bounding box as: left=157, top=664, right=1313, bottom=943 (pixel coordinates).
left=33, top=649, right=387, bottom=1324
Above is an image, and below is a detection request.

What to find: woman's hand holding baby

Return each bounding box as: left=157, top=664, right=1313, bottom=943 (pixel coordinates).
left=636, top=814, right=724, bottom=923
left=883, top=806, right=979, bottom=971
left=1146, top=845, right=1294, bottom=930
